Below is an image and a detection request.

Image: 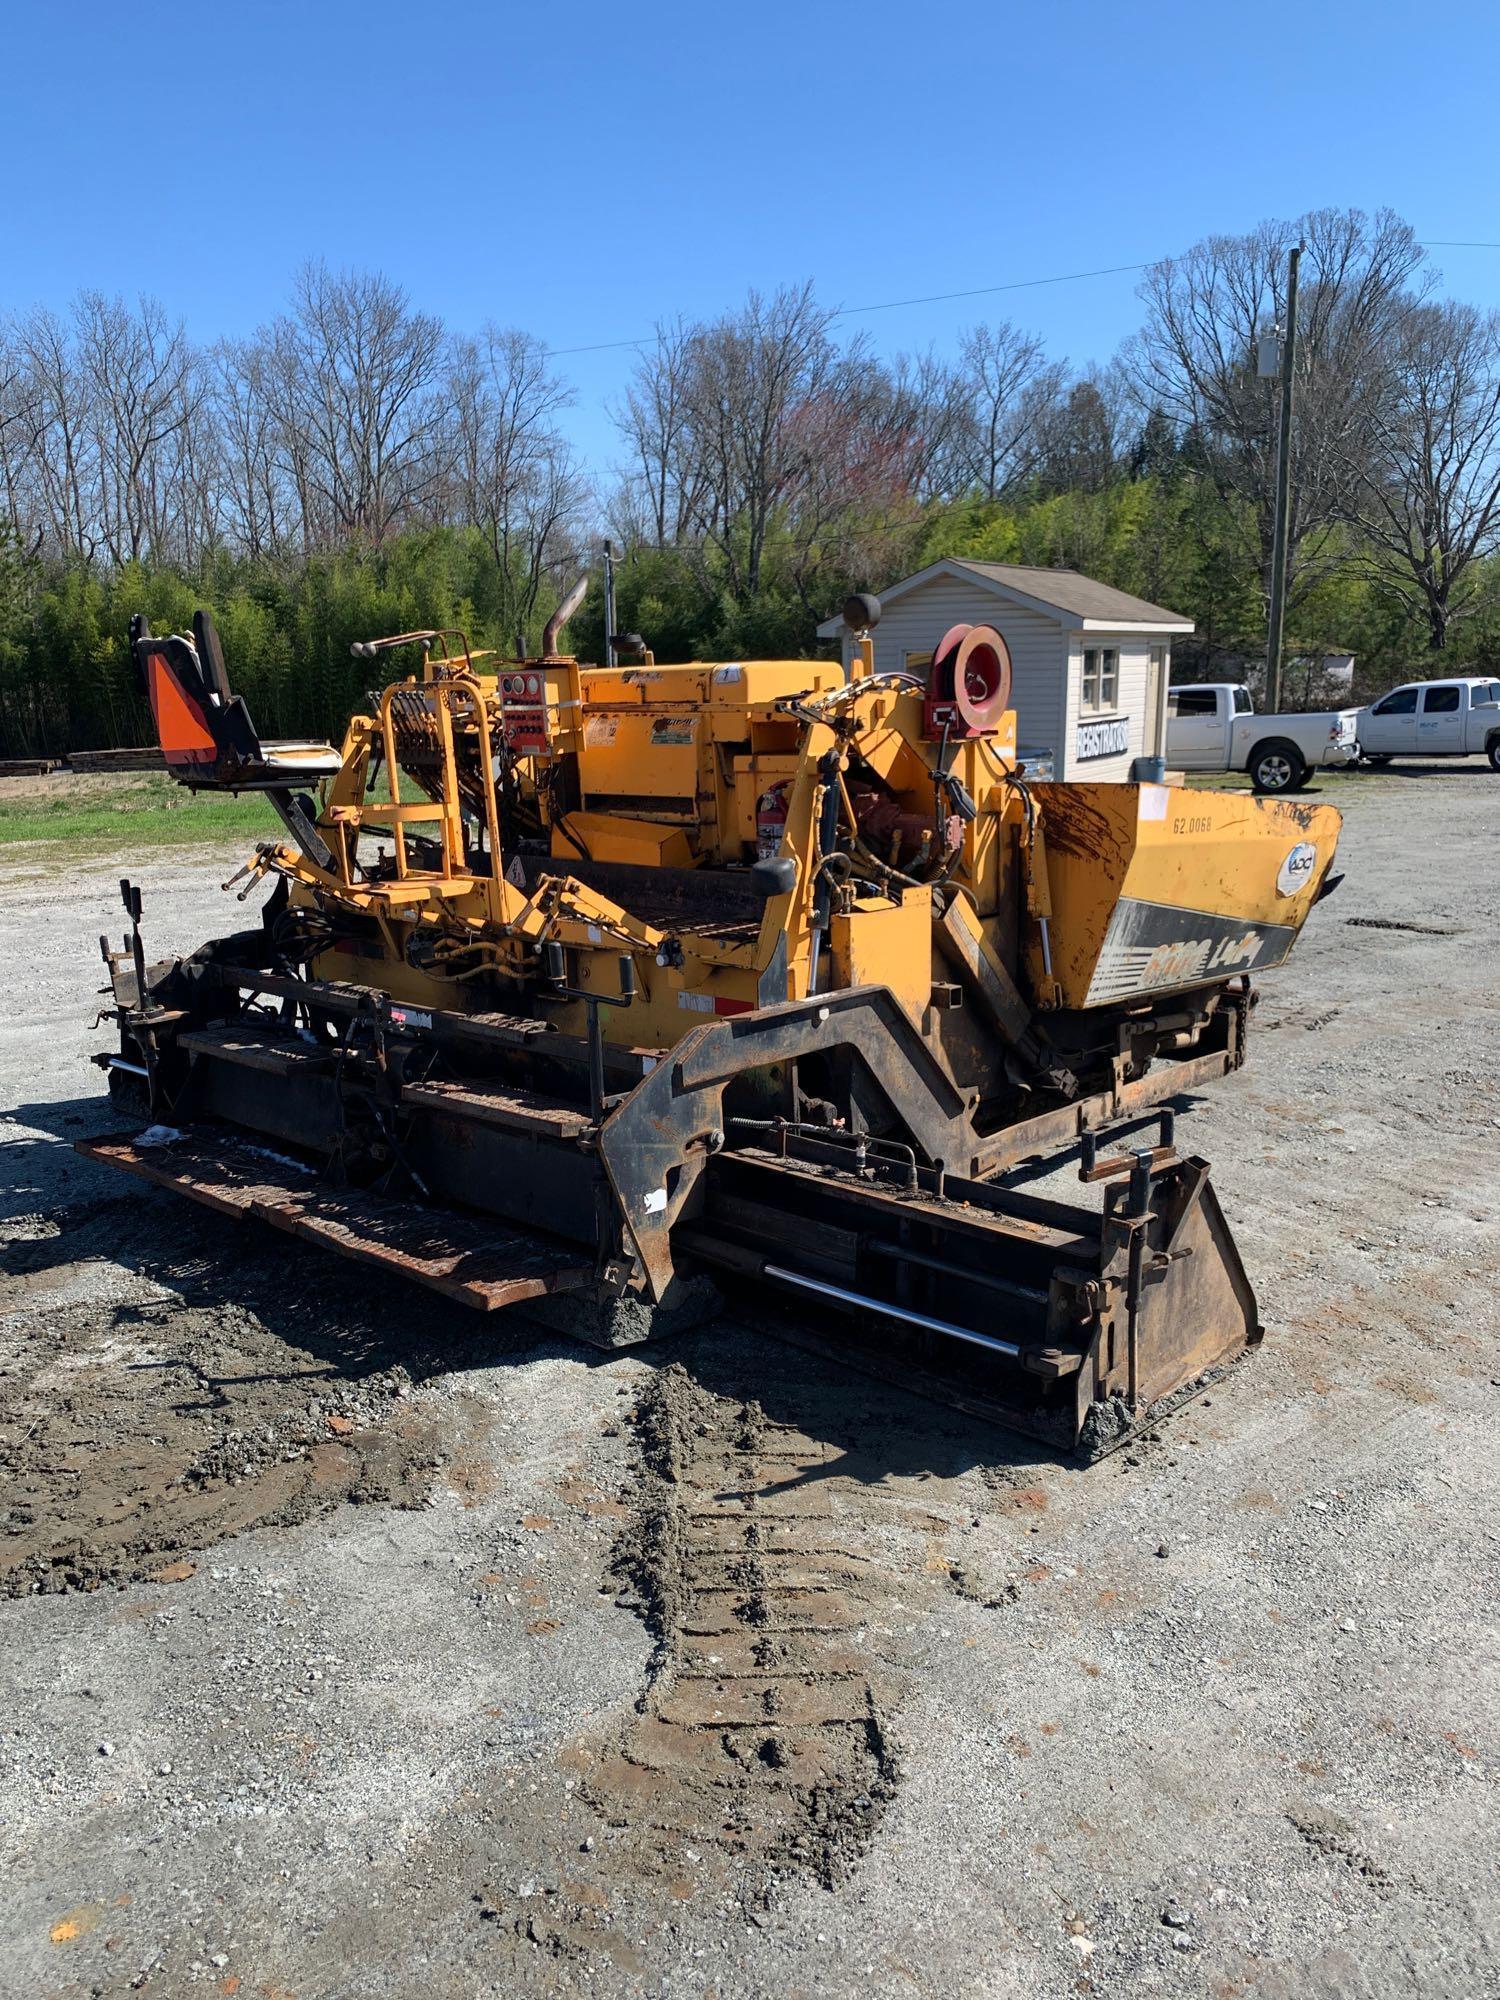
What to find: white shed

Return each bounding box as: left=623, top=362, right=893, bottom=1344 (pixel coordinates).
left=816, top=559, right=1195, bottom=781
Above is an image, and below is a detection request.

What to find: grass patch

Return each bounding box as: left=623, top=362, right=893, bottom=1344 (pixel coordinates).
left=0, top=773, right=281, bottom=852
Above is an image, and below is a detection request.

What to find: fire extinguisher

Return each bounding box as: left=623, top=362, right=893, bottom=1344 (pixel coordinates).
left=756, top=782, right=789, bottom=860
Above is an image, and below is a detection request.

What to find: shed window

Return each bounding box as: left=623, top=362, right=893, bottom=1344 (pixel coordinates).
left=1081, top=647, right=1118, bottom=713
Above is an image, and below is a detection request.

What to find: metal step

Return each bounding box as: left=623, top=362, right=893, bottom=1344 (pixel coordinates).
left=76, top=1126, right=594, bottom=1311
left=401, top=1076, right=594, bottom=1141
left=178, top=1025, right=335, bottom=1076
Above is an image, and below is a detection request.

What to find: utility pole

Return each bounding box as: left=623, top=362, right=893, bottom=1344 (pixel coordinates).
left=1264, top=242, right=1302, bottom=714
left=603, top=539, right=617, bottom=668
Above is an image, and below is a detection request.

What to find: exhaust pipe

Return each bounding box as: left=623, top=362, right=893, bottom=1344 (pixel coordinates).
left=542, top=577, right=589, bottom=658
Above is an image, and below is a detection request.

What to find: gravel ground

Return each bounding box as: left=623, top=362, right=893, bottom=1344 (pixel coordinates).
left=1, top=760, right=1496, bottom=2000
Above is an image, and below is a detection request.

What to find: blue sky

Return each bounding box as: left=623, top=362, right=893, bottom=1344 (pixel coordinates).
left=6, top=0, right=1498, bottom=478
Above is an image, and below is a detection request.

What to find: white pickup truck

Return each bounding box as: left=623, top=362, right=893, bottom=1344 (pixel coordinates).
left=1166, top=683, right=1361, bottom=793
left=1356, top=677, right=1500, bottom=770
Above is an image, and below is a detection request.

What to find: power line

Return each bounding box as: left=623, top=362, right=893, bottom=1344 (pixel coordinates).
left=543, top=257, right=1153, bottom=358
left=833, top=260, right=1152, bottom=318
left=547, top=333, right=661, bottom=357
left=544, top=238, right=1500, bottom=362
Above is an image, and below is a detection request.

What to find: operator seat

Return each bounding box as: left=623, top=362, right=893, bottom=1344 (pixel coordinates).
left=130, top=610, right=342, bottom=790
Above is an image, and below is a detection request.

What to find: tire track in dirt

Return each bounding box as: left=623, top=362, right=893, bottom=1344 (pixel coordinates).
left=591, top=1364, right=899, bottom=1893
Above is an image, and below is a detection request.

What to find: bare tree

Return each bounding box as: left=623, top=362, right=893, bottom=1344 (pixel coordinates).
left=1349, top=300, right=1500, bottom=650
left=75, top=292, right=200, bottom=563
left=443, top=326, right=586, bottom=649
left=16, top=307, right=95, bottom=556
left=1127, top=207, right=1428, bottom=619
left=879, top=348, right=969, bottom=502
left=0, top=323, right=45, bottom=547
left=946, top=321, right=1064, bottom=499
left=147, top=359, right=223, bottom=565
left=213, top=338, right=293, bottom=560
left=262, top=263, right=445, bottom=549
left=4, top=297, right=209, bottom=564
left=677, top=282, right=855, bottom=598
left=770, top=345, right=932, bottom=614
left=610, top=287, right=957, bottom=611
left=613, top=318, right=710, bottom=549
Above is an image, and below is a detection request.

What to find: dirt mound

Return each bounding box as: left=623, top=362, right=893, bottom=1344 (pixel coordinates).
left=0, top=1193, right=515, bottom=1595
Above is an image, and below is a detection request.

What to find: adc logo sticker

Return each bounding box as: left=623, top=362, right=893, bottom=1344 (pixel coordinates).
left=1276, top=841, right=1318, bottom=896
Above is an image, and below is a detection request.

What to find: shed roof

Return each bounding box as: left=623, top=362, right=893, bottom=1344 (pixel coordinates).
left=817, top=558, right=1195, bottom=636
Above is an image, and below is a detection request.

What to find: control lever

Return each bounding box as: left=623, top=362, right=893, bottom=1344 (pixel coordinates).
left=542, top=945, right=639, bottom=1121
left=116, top=877, right=162, bottom=1109
left=120, top=878, right=152, bottom=1019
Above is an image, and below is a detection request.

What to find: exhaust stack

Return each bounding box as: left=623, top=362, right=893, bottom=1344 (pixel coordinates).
left=542, top=577, right=589, bottom=658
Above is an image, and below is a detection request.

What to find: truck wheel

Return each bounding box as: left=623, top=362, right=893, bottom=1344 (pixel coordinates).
left=1249, top=740, right=1307, bottom=793
left=1487, top=737, right=1500, bottom=773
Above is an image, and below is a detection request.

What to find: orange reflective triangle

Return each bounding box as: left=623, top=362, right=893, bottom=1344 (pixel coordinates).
left=147, top=652, right=218, bottom=764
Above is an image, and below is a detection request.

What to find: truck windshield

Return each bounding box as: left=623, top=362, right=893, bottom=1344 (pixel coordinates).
left=1233, top=687, right=1254, bottom=714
